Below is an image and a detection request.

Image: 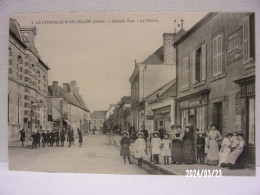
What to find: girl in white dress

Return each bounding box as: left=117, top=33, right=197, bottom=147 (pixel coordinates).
left=228, top=133, right=245, bottom=169
left=218, top=133, right=232, bottom=167
left=135, top=132, right=146, bottom=166
left=161, top=133, right=171, bottom=165
left=151, top=131, right=162, bottom=164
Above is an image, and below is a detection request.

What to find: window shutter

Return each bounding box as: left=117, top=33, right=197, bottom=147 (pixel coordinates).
left=201, top=44, right=207, bottom=81
left=192, top=51, right=196, bottom=84
left=249, top=13, right=255, bottom=60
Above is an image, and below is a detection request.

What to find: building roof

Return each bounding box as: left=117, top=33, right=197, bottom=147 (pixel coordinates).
left=91, top=111, right=106, bottom=119
left=48, top=85, right=90, bottom=112
left=146, top=79, right=176, bottom=102
left=142, top=46, right=164, bottom=64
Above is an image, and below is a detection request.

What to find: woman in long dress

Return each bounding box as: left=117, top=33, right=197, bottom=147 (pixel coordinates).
left=206, top=124, right=222, bottom=165
left=218, top=133, right=232, bottom=167
left=171, top=125, right=184, bottom=164
left=227, top=133, right=245, bottom=169
left=183, top=126, right=196, bottom=164
left=135, top=132, right=146, bottom=166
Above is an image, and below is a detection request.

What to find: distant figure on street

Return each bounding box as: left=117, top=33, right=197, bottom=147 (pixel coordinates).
left=60, top=128, right=65, bottom=147
left=196, top=131, right=205, bottom=164
left=120, top=131, right=132, bottom=164
left=93, top=126, right=96, bottom=134
left=55, top=129, right=60, bottom=147
left=19, top=128, right=25, bottom=146
left=135, top=132, right=146, bottom=167
left=31, top=132, right=37, bottom=149
left=46, top=130, right=51, bottom=146
left=151, top=131, right=162, bottom=164
left=50, top=130, right=55, bottom=147
left=161, top=133, right=171, bottom=165
left=77, top=128, right=83, bottom=147
left=41, top=130, right=47, bottom=147
left=35, top=130, right=41, bottom=148
left=67, top=129, right=73, bottom=147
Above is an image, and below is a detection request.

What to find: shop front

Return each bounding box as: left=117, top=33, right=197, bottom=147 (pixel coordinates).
left=153, top=106, right=171, bottom=133
left=235, top=75, right=255, bottom=167
left=177, top=93, right=208, bottom=132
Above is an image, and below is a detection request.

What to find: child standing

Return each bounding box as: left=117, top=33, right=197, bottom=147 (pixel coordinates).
left=197, top=132, right=205, bottom=164
left=161, top=133, right=171, bottom=165
left=135, top=132, right=146, bottom=166
left=120, top=131, right=132, bottom=164
left=151, top=131, right=162, bottom=164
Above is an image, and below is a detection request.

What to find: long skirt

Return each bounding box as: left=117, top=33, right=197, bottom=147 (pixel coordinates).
left=135, top=148, right=145, bottom=159
left=228, top=148, right=243, bottom=164
left=171, top=140, right=183, bottom=163
left=207, top=140, right=219, bottom=165
left=183, top=139, right=196, bottom=164
left=218, top=147, right=231, bottom=166
left=120, top=146, right=130, bottom=156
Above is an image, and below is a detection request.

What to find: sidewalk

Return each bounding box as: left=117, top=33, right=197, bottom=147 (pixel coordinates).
left=109, top=134, right=255, bottom=176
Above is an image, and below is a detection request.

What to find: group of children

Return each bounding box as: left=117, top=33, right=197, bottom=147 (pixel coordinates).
left=28, top=128, right=83, bottom=149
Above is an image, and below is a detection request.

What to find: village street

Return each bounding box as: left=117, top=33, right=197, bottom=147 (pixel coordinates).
left=8, top=132, right=148, bottom=175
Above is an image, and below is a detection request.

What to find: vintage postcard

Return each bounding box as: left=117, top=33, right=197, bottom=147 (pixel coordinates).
left=7, top=12, right=255, bottom=176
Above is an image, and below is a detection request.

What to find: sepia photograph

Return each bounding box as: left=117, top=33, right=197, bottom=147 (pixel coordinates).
left=7, top=12, right=255, bottom=176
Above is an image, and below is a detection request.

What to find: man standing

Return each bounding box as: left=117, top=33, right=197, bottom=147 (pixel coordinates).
left=60, top=128, right=65, bottom=147
left=41, top=130, right=47, bottom=147
left=140, top=125, right=149, bottom=155
left=158, top=125, right=165, bottom=140
left=93, top=126, right=96, bottom=134
left=19, top=128, right=25, bottom=146
left=35, top=130, right=41, bottom=148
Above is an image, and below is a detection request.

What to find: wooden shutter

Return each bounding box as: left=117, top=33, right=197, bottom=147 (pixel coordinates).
left=201, top=44, right=207, bottom=81
left=249, top=13, right=255, bottom=60
left=192, top=51, right=196, bottom=84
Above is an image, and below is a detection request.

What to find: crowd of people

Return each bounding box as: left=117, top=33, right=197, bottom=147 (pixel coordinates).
left=119, top=124, right=246, bottom=169
left=18, top=128, right=83, bottom=148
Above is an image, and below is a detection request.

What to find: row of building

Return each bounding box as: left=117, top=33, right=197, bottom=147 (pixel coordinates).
left=128, top=13, right=255, bottom=167
left=8, top=19, right=90, bottom=141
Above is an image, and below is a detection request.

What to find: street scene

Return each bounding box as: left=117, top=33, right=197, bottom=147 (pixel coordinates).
left=8, top=12, right=255, bottom=176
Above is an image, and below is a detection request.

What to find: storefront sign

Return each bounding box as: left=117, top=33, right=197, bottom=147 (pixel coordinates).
left=146, top=115, right=153, bottom=120
left=179, top=95, right=207, bottom=109
left=226, top=28, right=243, bottom=65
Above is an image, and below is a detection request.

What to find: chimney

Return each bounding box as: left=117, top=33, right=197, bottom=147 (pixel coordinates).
left=52, top=81, right=58, bottom=96
left=63, top=83, right=70, bottom=93
left=163, top=33, right=176, bottom=65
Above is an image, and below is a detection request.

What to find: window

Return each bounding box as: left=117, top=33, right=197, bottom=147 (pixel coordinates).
left=181, top=57, right=189, bottom=88
left=213, top=35, right=223, bottom=76
left=19, top=75, right=23, bottom=80
left=243, top=14, right=255, bottom=63
left=192, top=44, right=207, bottom=84
left=24, top=95, right=28, bottom=100
left=19, top=67, right=23, bottom=72
left=9, top=59, right=12, bottom=65
left=8, top=68, right=12, bottom=74
left=9, top=50, right=12, bottom=56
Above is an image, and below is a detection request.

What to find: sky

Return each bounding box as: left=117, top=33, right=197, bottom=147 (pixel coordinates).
left=11, top=12, right=207, bottom=112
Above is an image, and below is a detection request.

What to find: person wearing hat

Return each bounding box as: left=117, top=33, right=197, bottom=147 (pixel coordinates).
left=120, top=131, right=132, bottom=164
left=41, top=130, right=47, bottom=147
left=218, top=133, right=232, bottom=167
left=60, top=128, right=65, bottom=147
left=31, top=131, right=37, bottom=149
left=196, top=131, right=205, bottom=164
left=55, top=129, right=60, bottom=147
left=35, top=130, right=41, bottom=148
left=171, top=125, right=184, bottom=164
left=161, top=133, right=171, bottom=165
left=50, top=129, right=55, bottom=147
left=151, top=131, right=162, bottom=164
left=19, top=128, right=26, bottom=147
left=135, top=131, right=146, bottom=166
left=227, top=133, right=245, bottom=169
left=183, top=126, right=196, bottom=164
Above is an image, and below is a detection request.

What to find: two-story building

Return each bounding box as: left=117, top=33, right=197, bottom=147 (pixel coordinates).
left=174, top=12, right=255, bottom=167
left=8, top=18, right=50, bottom=141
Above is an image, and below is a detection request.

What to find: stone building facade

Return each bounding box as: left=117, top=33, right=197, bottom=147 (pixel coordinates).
left=8, top=18, right=49, bottom=141
left=175, top=12, right=255, bottom=166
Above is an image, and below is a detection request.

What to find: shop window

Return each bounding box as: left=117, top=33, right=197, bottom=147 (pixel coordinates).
left=248, top=98, right=255, bottom=144
left=243, top=14, right=255, bottom=64
left=181, top=57, right=189, bottom=89
left=213, top=35, right=223, bottom=76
